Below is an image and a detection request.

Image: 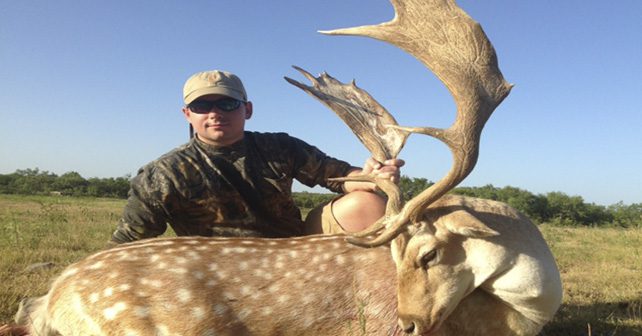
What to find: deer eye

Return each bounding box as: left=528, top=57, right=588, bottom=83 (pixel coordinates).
left=419, top=249, right=438, bottom=269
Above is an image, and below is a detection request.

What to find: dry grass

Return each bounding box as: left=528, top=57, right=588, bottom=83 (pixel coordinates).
left=540, top=225, right=642, bottom=335
left=0, top=195, right=640, bottom=335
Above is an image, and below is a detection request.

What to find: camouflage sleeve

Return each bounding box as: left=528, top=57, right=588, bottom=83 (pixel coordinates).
left=109, top=164, right=175, bottom=244
left=287, top=135, right=357, bottom=193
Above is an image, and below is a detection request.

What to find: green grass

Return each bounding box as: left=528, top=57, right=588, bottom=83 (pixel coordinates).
left=0, top=194, right=640, bottom=335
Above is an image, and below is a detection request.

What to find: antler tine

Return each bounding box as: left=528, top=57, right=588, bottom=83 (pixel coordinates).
left=324, top=0, right=512, bottom=247
left=285, top=67, right=408, bottom=231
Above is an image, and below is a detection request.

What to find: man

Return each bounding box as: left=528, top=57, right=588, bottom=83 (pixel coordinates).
left=109, top=70, right=403, bottom=244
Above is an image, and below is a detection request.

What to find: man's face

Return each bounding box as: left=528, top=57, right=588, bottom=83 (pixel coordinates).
left=182, top=94, right=253, bottom=147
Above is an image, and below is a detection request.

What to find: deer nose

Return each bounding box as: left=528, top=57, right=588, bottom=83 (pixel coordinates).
left=398, top=317, right=416, bottom=334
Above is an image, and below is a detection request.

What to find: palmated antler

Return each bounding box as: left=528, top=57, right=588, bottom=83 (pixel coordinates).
left=288, top=0, right=512, bottom=247
left=284, top=68, right=408, bottom=216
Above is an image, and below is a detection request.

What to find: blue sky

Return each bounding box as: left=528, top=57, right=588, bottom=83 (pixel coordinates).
left=1, top=1, right=640, bottom=205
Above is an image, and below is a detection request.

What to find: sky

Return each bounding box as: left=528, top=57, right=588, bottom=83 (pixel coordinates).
left=1, top=1, right=640, bottom=206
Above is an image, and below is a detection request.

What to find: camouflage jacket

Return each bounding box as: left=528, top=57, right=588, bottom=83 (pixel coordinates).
left=110, top=131, right=354, bottom=243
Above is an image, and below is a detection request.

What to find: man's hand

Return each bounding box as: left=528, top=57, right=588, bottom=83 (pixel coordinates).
left=361, top=157, right=405, bottom=184
left=344, top=157, right=405, bottom=193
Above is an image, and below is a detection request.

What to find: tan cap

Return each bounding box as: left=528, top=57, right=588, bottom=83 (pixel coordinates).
left=183, top=70, right=247, bottom=105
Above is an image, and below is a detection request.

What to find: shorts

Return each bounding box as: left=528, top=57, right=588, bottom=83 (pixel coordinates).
left=303, top=196, right=348, bottom=235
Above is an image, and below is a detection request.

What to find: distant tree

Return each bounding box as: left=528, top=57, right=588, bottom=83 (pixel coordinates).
left=53, top=171, right=88, bottom=195
left=399, top=176, right=433, bottom=201
left=608, top=202, right=642, bottom=228
left=545, top=191, right=612, bottom=226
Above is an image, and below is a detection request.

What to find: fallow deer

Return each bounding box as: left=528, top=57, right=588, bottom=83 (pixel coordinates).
left=2, top=0, right=562, bottom=335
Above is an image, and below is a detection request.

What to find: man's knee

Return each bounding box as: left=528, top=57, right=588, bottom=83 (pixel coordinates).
left=332, top=191, right=386, bottom=232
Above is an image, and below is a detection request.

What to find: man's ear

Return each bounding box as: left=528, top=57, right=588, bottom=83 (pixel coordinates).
left=182, top=106, right=191, bottom=120
left=244, top=102, right=253, bottom=120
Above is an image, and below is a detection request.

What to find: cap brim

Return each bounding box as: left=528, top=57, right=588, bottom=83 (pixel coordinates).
left=184, top=87, right=246, bottom=105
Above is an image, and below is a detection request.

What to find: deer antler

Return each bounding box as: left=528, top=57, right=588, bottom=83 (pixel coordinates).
left=288, top=0, right=512, bottom=247
left=284, top=67, right=407, bottom=216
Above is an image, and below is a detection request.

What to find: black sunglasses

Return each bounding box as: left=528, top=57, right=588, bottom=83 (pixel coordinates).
left=188, top=98, right=243, bottom=113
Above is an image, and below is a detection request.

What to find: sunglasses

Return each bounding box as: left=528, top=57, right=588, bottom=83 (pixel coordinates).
left=188, top=98, right=243, bottom=113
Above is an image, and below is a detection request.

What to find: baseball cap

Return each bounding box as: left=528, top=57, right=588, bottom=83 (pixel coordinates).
left=183, top=70, right=247, bottom=105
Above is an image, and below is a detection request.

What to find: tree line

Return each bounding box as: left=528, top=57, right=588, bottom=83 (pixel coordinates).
left=1, top=169, right=639, bottom=228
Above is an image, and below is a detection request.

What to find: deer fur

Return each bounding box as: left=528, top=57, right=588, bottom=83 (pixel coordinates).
left=6, top=195, right=561, bottom=336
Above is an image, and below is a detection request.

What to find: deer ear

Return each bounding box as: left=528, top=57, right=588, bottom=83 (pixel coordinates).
left=438, top=209, right=499, bottom=238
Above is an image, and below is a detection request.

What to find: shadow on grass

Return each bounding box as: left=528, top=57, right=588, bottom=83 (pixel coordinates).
left=541, top=300, right=642, bottom=336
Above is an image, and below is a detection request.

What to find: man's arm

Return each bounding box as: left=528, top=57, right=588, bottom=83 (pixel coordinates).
left=109, top=166, right=173, bottom=245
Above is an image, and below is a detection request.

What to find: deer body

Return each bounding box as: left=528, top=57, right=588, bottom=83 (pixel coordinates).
left=14, top=196, right=561, bottom=335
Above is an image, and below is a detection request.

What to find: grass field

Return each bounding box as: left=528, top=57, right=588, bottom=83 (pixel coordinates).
left=0, top=194, right=640, bottom=335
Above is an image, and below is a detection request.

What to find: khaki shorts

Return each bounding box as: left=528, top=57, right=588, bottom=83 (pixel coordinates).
left=303, top=196, right=348, bottom=235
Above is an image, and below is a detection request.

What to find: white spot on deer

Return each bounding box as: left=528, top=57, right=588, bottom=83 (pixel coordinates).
left=302, top=294, right=315, bottom=304
left=124, top=328, right=140, bottom=336
left=87, top=261, right=104, bottom=270
left=277, top=295, right=290, bottom=304
left=157, top=262, right=168, bottom=269
left=335, top=255, right=346, bottom=265
left=135, top=291, right=148, bottom=297
left=103, top=302, right=127, bottom=320
left=239, top=261, right=249, bottom=270
left=60, top=267, right=79, bottom=278
left=169, top=267, right=187, bottom=274
left=133, top=306, right=150, bottom=318
left=103, top=287, right=114, bottom=297
left=268, top=241, right=278, bottom=246
left=240, top=285, right=253, bottom=296
left=289, top=250, right=299, bottom=258
left=274, top=261, right=284, bottom=268
left=261, top=307, right=273, bottom=316
left=155, top=324, right=170, bottom=336
left=174, top=256, right=188, bottom=264
left=187, top=251, right=201, bottom=260
left=88, top=292, right=99, bottom=303
left=177, top=289, right=192, bottom=303
left=163, top=248, right=176, bottom=254
left=196, top=245, right=209, bottom=251
left=216, top=270, right=228, bottom=279
left=118, top=284, right=131, bottom=292
left=206, top=279, right=218, bottom=287
left=208, top=263, right=219, bottom=271
left=213, top=303, right=228, bottom=316
left=193, top=271, right=205, bottom=280
left=222, top=292, right=237, bottom=301
left=179, top=246, right=189, bottom=251
left=108, top=271, right=119, bottom=279
left=267, top=284, right=281, bottom=294
left=191, top=306, right=206, bottom=321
